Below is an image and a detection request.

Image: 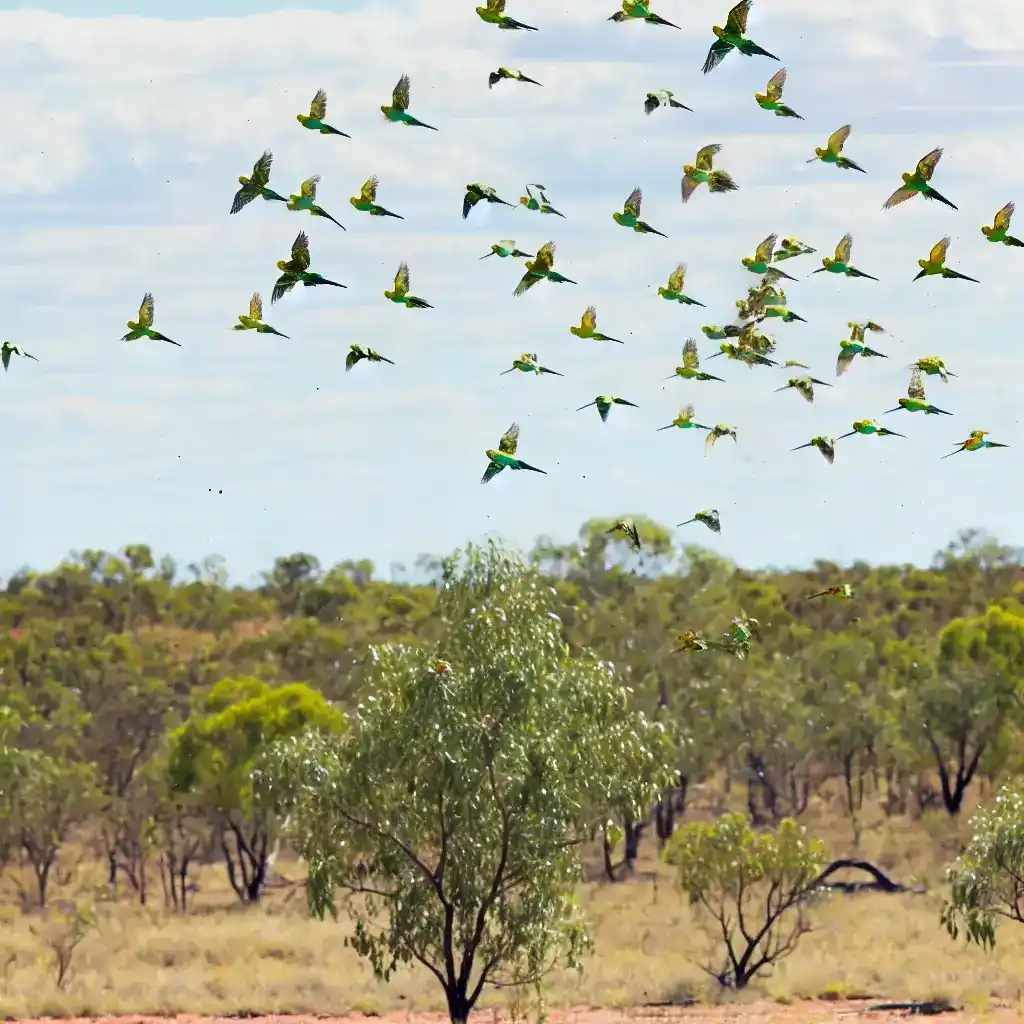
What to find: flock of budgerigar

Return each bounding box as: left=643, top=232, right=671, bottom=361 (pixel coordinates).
left=4, top=1, right=1016, bottom=655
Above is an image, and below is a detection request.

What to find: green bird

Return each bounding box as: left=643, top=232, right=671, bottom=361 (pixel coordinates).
left=791, top=436, right=836, bottom=464
left=287, top=175, right=346, bottom=230
left=836, top=419, right=905, bottom=441
left=741, top=234, right=797, bottom=281
left=883, top=370, right=952, bottom=417
left=806, top=125, right=865, bottom=173
left=232, top=293, right=288, bottom=338
left=702, top=324, right=742, bottom=340
left=501, top=352, right=562, bottom=376
left=513, top=241, right=577, bottom=296
left=760, top=305, right=806, bottom=324
left=910, top=355, right=957, bottom=382
left=476, top=0, right=538, bottom=30
left=346, top=345, right=394, bottom=371
left=571, top=306, right=623, bottom=343
left=658, top=264, right=705, bottom=306
left=349, top=176, right=404, bottom=219
left=667, top=339, right=725, bottom=382
left=707, top=343, right=777, bottom=368
left=883, top=147, right=957, bottom=210
left=681, top=144, right=739, bottom=203
left=836, top=338, right=887, bottom=377
left=705, top=424, right=738, bottom=456
left=482, top=422, right=547, bottom=483
left=480, top=239, right=533, bottom=260
left=577, top=395, right=639, bottom=422
left=703, top=0, right=779, bottom=74
left=122, top=293, right=180, bottom=346
left=755, top=68, right=803, bottom=119
left=519, top=183, right=565, bottom=217
left=488, top=66, right=542, bottom=88
left=941, top=430, right=1009, bottom=459
left=774, top=238, right=816, bottom=261
left=463, top=182, right=515, bottom=219
left=296, top=89, right=350, bottom=137
left=782, top=359, right=810, bottom=369
left=812, top=234, right=878, bottom=280
left=607, top=518, right=641, bottom=551
left=608, top=0, right=680, bottom=28
left=677, top=509, right=721, bottom=532
left=913, top=236, right=979, bottom=283
left=271, top=231, right=347, bottom=304
left=737, top=280, right=787, bottom=319
left=0, top=341, right=38, bottom=370
left=734, top=322, right=776, bottom=353
left=385, top=262, right=433, bottom=308
left=982, top=202, right=1024, bottom=246
left=230, top=150, right=288, bottom=215
left=657, top=403, right=712, bottom=432
left=645, top=89, right=692, bottom=114
left=775, top=375, right=831, bottom=403
left=674, top=630, right=720, bottom=654
left=613, top=187, right=667, bottom=237
left=381, top=74, right=438, bottom=130
left=848, top=320, right=886, bottom=343
left=807, top=583, right=854, bottom=600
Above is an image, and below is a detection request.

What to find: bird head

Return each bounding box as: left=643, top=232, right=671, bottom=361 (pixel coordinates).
left=712, top=24, right=724, bottom=37
left=484, top=448, right=499, bottom=460
left=982, top=225, right=992, bottom=237
left=276, top=260, right=288, bottom=271
left=740, top=257, right=753, bottom=269
left=901, top=171, right=912, bottom=183
left=682, top=163, right=695, bottom=175
left=918, top=258, right=927, bottom=268
left=518, top=196, right=529, bottom=206
left=295, top=114, right=305, bottom=124
left=238, top=175, right=249, bottom=185
left=380, top=105, right=390, bottom=116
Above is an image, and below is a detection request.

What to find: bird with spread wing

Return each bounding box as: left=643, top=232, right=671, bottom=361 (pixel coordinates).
left=481, top=422, right=547, bottom=482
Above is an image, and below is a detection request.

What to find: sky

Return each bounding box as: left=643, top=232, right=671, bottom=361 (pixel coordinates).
left=1, top=0, right=1022, bottom=586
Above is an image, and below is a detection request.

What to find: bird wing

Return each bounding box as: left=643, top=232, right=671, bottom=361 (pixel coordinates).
left=834, top=233, right=853, bottom=263
left=533, top=241, right=555, bottom=273
left=667, top=263, right=685, bottom=292
left=907, top=369, right=925, bottom=400
left=623, top=187, right=643, bottom=218
left=492, top=0, right=506, bottom=10
left=681, top=403, right=695, bottom=422
left=695, top=144, right=721, bottom=170
left=765, top=67, right=786, bottom=101
left=826, top=124, right=851, bottom=154
left=724, top=0, right=751, bottom=34
left=581, top=305, right=598, bottom=331
left=392, top=74, right=411, bottom=112
left=994, top=202, right=1015, bottom=231
left=138, top=292, right=155, bottom=327
left=345, top=346, right=363, bottom=371
left=499, top=422, right=520, bottom=456
left=915, top=147, right=943, bottom=182
left=754, top=233, right=777, bottom=263
left=360, top=176, right=379, bottom=203
left=883, top=187, right=917, bottom=209
left=394, top=261, right=411, bottom=296
left=682, top=337, right=700, bottom=370
left=300, top=175, right=320, bottom=200
left=291, top=231, right=311, bottom=270
left=249, top=292, right=263, bottom=320
left=309, top=88, right=328, bottom=120
left=251, top=149, right=273, bottom=187
left=929, top=236, right=951, bottom=264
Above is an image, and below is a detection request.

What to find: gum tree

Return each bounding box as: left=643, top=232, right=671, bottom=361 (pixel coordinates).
left=256, top=540, right=673, bottom=1024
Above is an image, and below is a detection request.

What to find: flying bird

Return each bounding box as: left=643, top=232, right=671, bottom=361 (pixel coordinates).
left=658, top=264, right=705, bottom=306
left=513, top=241, right=577, bottom=296
left=481, top=239, right=533, bottom=260
left=520, top=184, right=565, bottom=217
left=758, top=304, right=806, bottom=324
left=232, top=293, right=288, bottom=338
left=0, top=341, right=38, bottom=370
left=708, top=343, right=777, bottom=368
left=489, top=66, right=542, bottom=88
left=381, top=74, right=438, bottom=130
left=463, top=182, right=515, bottom=219
left=501, top=352, right=562, bottom=376
left=122, top=293, right=179, bottom=346
left=645, top=89, right=691, bottom=114
left=346, top=345, right=394, bottom=371
left=271, top=231, right=346, bottom=304
left=385, top=262, right=433, bottom=308
left=571, top=306, right=623, bottom=343
left=742, top=234, right=797, bottom=281
left=577, top=395, right=639, bottom=422
left=481, top=422, right=546, bottom=483
left=791, top=436, right=835, bottom=464
left=941, top=430, right=1009, bottom=459
left=807, top=584, right=854, bottom=600
left=607, top=519, right=641, bottom=551
left=775, top=375, right=831, bottom=403
left=913, top=236, right=979, bottom=282
left=657, top=404, right=712, bottom=432
left=667, top=339, right=725, bottom=382
left=836, top=419, right=905, bottom=441
left=476, top=0, right=538, bottom=30
left=230, top=150, right=288, bottom=215
left=807, top=125, right=865, bottom=173
left=608, top=0, right=680, bottom=28
left=774, top=238, right=815, bottom=261
left=703, top=0, right=779, bottom=75
left=705, top=423, right=738, bottom=455
left=296, top=89, right=350, bottom=137
left=702, top=324, right=742, bottom=340
left=848, top=320, right=887, bottom=343
left=349, top=176, right=404, bottom=219
left=910, top=355, right=957, bottom=382
left=812, top=234, right=878, bottom=280
left=982, top=202, right=1024, bottom=246
left=613, top=187, right=667, bottom=237
left=287, top=175, right=346, bottom=229
left=883, top=369, right=952, bottom=416
left=681, top=144, right=739, bottom=203
left=755, top=69, right=803, bottom=118
left=883, top=148, right=956, bottom=210
left=836, top=338, right=887, bottom=377
left=677, top=509, right=721, bottom=532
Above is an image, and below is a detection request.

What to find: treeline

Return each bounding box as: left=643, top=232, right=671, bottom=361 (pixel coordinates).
left=1, top=519, right=1022, bottom=910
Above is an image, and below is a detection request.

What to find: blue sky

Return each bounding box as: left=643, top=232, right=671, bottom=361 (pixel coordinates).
left=1, top=0, right=1022, bottom=585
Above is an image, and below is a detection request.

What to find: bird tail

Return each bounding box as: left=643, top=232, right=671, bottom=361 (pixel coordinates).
left=707, top=171, right=739, bottom=193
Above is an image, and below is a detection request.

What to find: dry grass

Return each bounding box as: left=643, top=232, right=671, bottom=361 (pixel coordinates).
left=1, top=801, right=1023, bottom=1019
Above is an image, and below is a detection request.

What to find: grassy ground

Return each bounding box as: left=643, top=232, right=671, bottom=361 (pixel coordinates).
left=1, top=798, right=1023, bottom=1019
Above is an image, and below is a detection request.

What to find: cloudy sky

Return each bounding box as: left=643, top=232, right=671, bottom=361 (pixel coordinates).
left=1, top=0, right=1021, bottom=584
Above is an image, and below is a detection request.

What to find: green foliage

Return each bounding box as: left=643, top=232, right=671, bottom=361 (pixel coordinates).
left=943, top=784, right=1024, bottom=950
left=667, top=812, right=827, bottom=989
left=256, top=540, right=674, bottom=1022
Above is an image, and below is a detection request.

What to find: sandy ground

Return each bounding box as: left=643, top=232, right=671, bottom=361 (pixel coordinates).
left=7, top=1005, right=1023, bottom=1024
